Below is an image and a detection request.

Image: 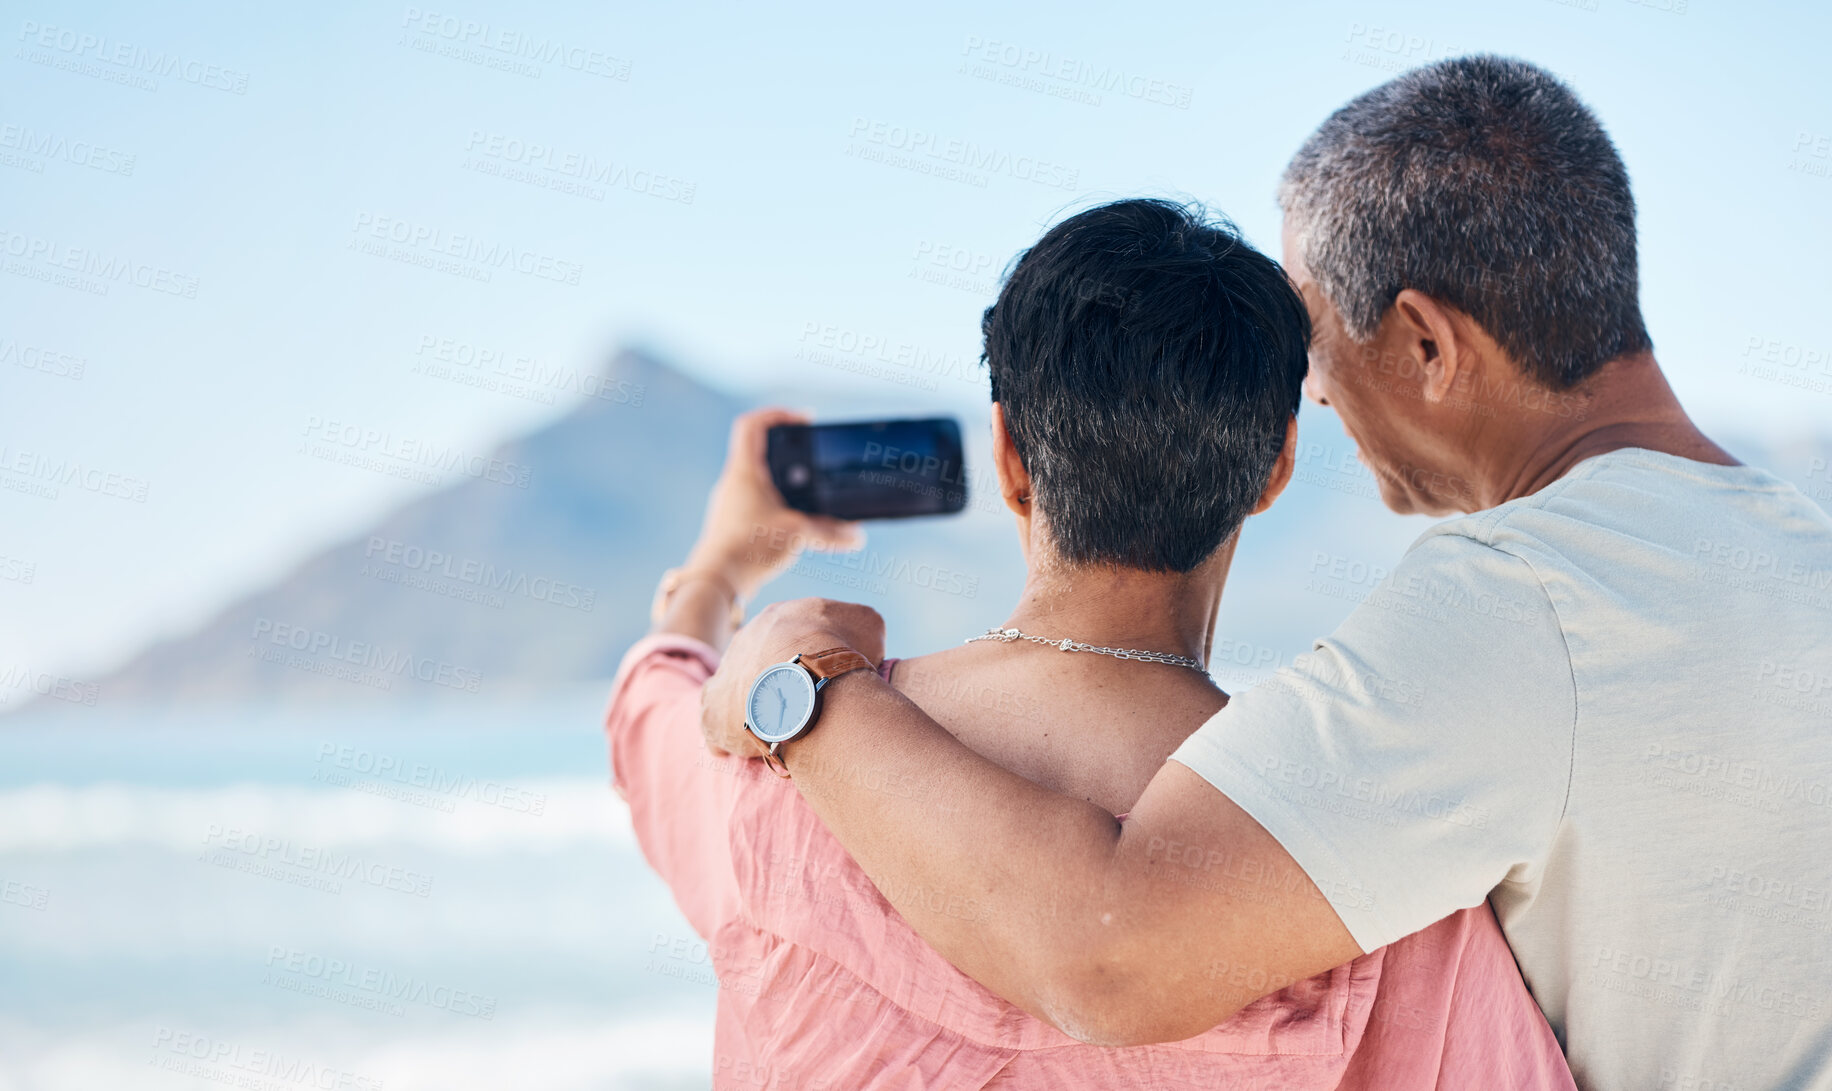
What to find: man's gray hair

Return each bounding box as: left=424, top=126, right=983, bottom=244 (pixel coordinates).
left=1279, top=54, right=1651, bottom=389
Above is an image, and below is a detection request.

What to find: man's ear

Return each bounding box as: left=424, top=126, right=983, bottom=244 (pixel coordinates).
left=989, top=403, right=1033, bottom=517
left=1390, top=289, right=1465, bottom=405
left=1250, top=416, right=1298, bottom=515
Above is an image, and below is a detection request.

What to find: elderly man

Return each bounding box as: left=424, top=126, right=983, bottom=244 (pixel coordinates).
left=697, top=55, right=1832, bottom=1090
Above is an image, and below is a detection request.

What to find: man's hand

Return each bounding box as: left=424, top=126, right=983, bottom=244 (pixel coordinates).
left=701, top=597, right=885, bottom=756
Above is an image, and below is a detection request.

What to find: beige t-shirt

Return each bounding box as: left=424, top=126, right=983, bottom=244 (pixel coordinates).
left=1173, top=448, right=1832, bottom=1091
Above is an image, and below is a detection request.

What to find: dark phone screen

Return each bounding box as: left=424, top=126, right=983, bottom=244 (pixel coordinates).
left=768, top=418, right=967, bottom=520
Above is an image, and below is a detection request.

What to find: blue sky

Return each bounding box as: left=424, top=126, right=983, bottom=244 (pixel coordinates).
left=3, top=0, right=1830, bottom=682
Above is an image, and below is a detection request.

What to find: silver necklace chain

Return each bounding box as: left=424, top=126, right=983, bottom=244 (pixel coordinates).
left=964, top=627, right=1210, bottom=675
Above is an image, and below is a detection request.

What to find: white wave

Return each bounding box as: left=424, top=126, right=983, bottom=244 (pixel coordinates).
left=0, top=779, right=637, bottom=854
left=0, top=1012, right=713, bottom=1091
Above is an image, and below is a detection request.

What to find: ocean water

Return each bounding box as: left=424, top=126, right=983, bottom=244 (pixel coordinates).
left=0, top=690, right=715, bottom=1091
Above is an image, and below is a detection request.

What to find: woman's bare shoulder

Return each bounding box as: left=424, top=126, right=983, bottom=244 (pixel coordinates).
left=879, top=647, right=1228, bottom=812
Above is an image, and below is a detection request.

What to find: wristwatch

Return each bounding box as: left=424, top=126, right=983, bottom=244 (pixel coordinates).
left=743, top=646, right=874, bottom=777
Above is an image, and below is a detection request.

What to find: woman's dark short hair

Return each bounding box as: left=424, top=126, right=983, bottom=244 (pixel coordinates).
left=983, top=198, right=1309, bottom=574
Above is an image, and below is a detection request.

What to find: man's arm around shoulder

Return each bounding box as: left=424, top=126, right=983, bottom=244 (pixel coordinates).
left=700, top=598, right=1362, bottom=1046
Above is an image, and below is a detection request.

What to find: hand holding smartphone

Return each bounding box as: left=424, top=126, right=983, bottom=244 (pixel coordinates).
left=766, top=418, right=968, bottom=520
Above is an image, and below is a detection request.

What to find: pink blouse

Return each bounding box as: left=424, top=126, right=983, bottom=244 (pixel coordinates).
left=606, top=634, right=1576, bottom=1089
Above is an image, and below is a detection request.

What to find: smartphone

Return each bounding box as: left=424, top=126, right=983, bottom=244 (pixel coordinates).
left=767, top=417, right=968, bottom=520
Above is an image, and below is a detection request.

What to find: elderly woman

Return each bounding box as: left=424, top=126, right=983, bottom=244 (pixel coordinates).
left=607, top=199, right=1573, bottom=1088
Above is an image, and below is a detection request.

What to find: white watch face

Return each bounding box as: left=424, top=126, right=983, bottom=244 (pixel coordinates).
left=746, top=663, right=817, bottom=744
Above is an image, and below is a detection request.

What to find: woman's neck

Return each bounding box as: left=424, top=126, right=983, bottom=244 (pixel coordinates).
left=998, top=538, right=1237, bottom=665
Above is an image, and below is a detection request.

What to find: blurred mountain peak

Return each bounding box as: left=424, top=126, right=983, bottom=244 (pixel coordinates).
left=70, top=345, right=744, bottom=710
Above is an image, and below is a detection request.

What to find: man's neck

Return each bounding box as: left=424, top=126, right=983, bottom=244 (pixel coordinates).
left=1472, top=352, right=1736, bottom=509
left=998, top=540, right=1235, bottom=665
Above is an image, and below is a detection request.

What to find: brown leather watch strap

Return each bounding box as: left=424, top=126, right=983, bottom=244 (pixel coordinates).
left=754, top=735, right=792, bottom=779
left=797, top=646, right=874, bottom=682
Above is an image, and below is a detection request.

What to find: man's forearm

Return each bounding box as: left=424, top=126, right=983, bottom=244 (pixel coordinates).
left=779, top=669, right=1133, bottom=1032
left=702, top=598, right=1363, bottom=1045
